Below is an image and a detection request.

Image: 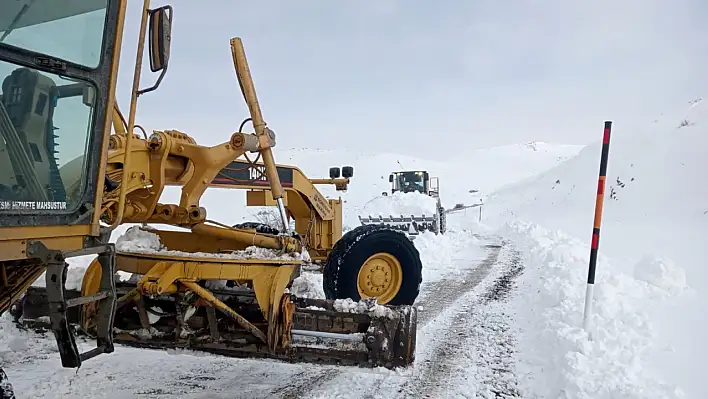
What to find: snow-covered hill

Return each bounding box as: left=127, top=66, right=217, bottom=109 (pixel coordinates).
left=480, top=101, right=708, bottom=398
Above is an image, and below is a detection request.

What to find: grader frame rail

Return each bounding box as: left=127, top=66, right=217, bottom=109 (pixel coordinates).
left=0, top=1, right=422, bottom=396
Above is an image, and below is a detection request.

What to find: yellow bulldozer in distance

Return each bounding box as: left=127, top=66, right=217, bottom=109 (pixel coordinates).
left=0, top=1, right=422, bottom=396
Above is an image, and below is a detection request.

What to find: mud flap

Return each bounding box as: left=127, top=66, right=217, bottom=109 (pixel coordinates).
left=27, top=241, right=117, bottom=369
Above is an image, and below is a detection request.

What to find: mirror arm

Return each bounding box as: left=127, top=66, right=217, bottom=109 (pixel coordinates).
left=137, top=66, right=167, bottom=96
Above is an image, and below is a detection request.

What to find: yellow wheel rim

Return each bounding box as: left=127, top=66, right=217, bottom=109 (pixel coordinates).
left=80, top=257, right=102, bottom=331
left=357, top=252, right=403, bottom=304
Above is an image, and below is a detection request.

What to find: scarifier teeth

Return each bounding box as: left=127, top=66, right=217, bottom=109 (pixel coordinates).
left=18, top=285, right=418, bottom=369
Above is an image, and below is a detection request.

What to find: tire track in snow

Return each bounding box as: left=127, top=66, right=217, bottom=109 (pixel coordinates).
left=267, top=239, right=504, bottom=399
left=414, top=242, right=503, bottom=325
left=394, top=243, right=524, bottom=399
left=471, top=247, right=524, bottom=398
left=267, top=369, right=339, bottom=399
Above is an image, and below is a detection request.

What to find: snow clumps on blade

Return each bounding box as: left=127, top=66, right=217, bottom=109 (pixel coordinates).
left=290, top=272, right=325, bottom=299
left=116, top=226, right=164, bottom=252
left=333, top=298, right=397, bottom=319
left=113, top=226, right=302, bottom=261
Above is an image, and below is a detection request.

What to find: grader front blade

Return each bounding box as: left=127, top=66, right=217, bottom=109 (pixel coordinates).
left=21, top=284, right=416, bottom=368
left=17, top=228, right=417, bottom=369
left=358, top=214, right=441, bottom=237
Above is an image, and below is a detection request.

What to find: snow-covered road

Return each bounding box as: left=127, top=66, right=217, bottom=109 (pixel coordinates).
left=1, top=224, right=527, bottom=399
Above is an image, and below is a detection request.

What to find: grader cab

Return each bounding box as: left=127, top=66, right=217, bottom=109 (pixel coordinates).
left=0, top=1, right=422, bottom=396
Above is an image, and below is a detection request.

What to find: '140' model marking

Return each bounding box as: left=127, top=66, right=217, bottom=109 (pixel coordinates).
left=249, top=165, right=267, bottom=181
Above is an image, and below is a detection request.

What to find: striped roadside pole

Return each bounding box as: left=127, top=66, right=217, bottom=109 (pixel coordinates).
left=582, top=120, right=612, bottom=340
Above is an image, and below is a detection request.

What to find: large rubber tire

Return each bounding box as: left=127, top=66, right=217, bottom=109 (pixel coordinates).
left=232, top=221, right=281, bottom=236
left=0, top=367, right=15, bottom=399
left=323, top=224, right=422, bottom=306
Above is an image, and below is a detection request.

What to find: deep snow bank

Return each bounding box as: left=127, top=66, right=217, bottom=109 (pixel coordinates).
left=485, top=101, right=708, bottom=398
left=502, top=221, right=690, bottom=399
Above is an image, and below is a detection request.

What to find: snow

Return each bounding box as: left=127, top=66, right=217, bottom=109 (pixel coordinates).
left=290, top=272, right=325, bottom=299
left=115, top=225, right=164, bottom=252
left=332, top=298, right=396, bottom=319
left=28, top=254, right=129, bottom=291
left=480, top=100, right=708, bottom=398
left=412, top=224, right=490, bottom=283
left=358, top=191, right=439, bottom=219
left=300, top=234, right=518, bottom=398
left=633, top=256, right=688, bottom=296
left=499, top=221, right=689, bottom=398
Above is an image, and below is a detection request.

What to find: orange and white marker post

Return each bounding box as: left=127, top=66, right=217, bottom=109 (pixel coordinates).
left=582, top=121, right=612, bottom=340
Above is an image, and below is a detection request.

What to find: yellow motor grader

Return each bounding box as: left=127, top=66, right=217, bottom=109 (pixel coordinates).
left=0, top=1, right=421, bottom=396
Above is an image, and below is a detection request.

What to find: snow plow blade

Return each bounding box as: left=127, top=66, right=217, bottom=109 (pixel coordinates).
left=358, top=214, right=441, bottom=237
left=17, top=273, right=417, bottom=370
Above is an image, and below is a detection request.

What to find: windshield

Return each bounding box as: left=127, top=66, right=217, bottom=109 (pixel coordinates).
left=0, top=60, right=95, bottom=212
left=394, top=172, right=426, bottom=194
left=0, top=0, right=108, bottom=68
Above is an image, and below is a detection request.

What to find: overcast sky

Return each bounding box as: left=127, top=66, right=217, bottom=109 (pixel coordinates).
left=116, top=0, right=708, bottom=160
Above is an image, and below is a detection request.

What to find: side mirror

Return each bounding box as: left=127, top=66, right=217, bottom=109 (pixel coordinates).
left=148, top=6, right=173, bottom=72
left=138, top=6, right=173, bottom=96
left=388, top=174, right=393, bottom=183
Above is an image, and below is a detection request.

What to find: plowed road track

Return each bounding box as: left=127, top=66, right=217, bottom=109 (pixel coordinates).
left=3, top=232, right=524, bottom=399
